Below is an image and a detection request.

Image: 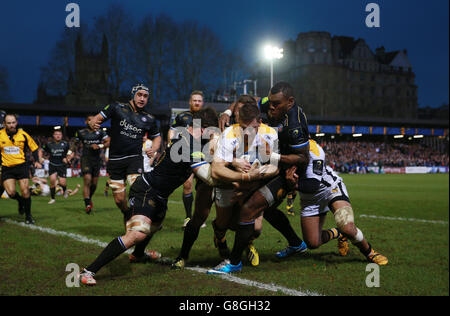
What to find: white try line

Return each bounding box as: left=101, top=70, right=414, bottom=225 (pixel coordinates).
left=0, top=218, right=321, bottom=296
left=359, top=214, right=448, bottom=225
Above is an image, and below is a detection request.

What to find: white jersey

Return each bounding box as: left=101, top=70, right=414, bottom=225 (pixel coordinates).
left=215, top=123, right=278, bottom=164
left=142, top=139, right=154, bottom=173
left=303, top=139, right=342, bottom=188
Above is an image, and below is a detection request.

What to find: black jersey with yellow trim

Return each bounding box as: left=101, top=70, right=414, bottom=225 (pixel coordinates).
left=99, top=102, right=160, bottom=160
left=143, top=133, right=206, bottom=198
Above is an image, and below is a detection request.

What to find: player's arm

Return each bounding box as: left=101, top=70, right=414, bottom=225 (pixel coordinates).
left=218, top=102, right=237, bottom=131
left=24, top=131, right=42, bottom=169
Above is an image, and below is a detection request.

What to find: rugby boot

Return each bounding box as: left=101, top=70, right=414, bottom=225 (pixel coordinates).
left=129, top=250, right=161, bottom=263
left=338, top=236, right=349, bottom=256
left=246, top=243, right=260, bottom=267
left=275, top=241, right=308, bottom=259
left=207, top=260, right=242, bottom=274
left=79, top=269, right=96, bottom=286
left=367, top=250, right=388, bottom=266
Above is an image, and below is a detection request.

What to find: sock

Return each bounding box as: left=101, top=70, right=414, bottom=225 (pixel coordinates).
left=264, top=208, right=303, bottom=247
left=230, top=223, right=255, bottom=265
left=361, top=243, right=373, bottom=257
left=10, top=192, right=24, bottom=212
left=50, top=187, right=56, bottom=199
left=84, top=198, right=91, bottom=207
left=182, top=193, right=193, bottom=219
left=86, top=237, right=128, bottom=274
left=212, top=220, right=228, bottom=248
left=61, top=185, right=67, bottom=194
left=0, top=184, right=4, bottom=196
left=132, top=234, right=153, bottom=258
left=321, top=228, right=341, bottom=244
left=90, top=184, right=97, bottom=199
left=23, top=197, right=31, bottom=217
left=178, top=221, right=201, bottom=259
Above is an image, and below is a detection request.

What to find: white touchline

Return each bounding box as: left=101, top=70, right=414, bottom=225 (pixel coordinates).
left=359, top=214, right=448, bottom=225
left=1, top=218, right=321, bottom=296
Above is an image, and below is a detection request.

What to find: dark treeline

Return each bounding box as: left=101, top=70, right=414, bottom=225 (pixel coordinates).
left=39, top=3, right=248, bottom=106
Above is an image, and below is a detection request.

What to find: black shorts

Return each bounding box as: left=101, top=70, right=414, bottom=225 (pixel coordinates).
left=1, top=163, right=29, bottom=181
left=128, top=176, right=167, bottom=223
left=81, top=156, right=101, bottom=177
left=49, top=164, right=67, bottom=178
left=107, top=156, right=143, bottom=181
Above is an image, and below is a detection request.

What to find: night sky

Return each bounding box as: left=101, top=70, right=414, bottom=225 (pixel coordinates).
left=0, top=0, right=448, bottom=108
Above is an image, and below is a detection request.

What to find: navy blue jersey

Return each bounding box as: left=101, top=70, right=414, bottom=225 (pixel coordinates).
left=75, top=128, right=108, bottom=159
left=143, top=133, right=207, bottom=198
left=261, top=102, right=309, bottom=156
left=42, top=141, right=70, bottom=166
left=171, top=111, right=193, bottom=129
left=100, top=102, right=160, bottom=160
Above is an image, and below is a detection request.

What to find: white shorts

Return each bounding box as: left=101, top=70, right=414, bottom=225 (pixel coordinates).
left=300, top=181, right=349, bottom=217
left=214, top=187, right=235, bottom=208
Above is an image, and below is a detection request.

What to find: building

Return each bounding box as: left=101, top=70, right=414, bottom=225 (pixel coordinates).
left=254, top=31, right=418, bottom=119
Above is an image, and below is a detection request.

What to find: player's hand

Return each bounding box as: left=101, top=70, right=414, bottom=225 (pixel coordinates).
left=219, top=113, right=230, bottom=131
left=34, top=162, right=42, bottom=169
left=91, top=144, right=100, bottom=150
left=232, top=158, right=251, bottom=173
left=285, top=166, right=298, bottom=190
left=89, top=119, right=101, bottom=130
left=145, top=148, right=156, bottom=159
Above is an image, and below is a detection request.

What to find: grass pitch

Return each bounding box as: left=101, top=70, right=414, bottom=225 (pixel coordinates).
left=0, top=174, right=448, bottom=296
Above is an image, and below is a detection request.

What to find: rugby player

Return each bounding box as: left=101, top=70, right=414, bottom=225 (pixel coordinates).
left=284, top=139, right=388, bottom=265
left=168, top=90, right=205, bottom=228
left=209, top=82, right=310, bottom=274
left=172, top=98, right=276, bottom=269
left=41, top=128, right=73, bottom=204
left=89, top=84, right=161, bottom=221
left=73, top=116, right=110, bottom=214
left=0, top=114, right=42, bottom=224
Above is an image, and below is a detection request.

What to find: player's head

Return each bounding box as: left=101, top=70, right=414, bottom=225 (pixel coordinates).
left=4, top=114, right=18, bottom=134
left=238, top=103, right=261, bottom=138
left=189, top=107, right=218, bottom=138
left=131, top=83, right=150, bottom=109
left=234, top=95, right=257, bottom=123
left=268, top=81, right=295, bottom=121
left=53, top=128, right=63, bottom=141
left=189, top=90, right=204, bottom=113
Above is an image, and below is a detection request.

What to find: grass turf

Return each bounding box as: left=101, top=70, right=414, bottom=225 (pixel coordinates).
left=0, top=174, right=448, bottom=296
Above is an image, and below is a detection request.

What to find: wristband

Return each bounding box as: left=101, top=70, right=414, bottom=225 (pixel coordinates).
left=241, top=173, right=251, bottom=182
left=99, top=144, right=105, bottom=149
left=270, top=153, right=281, bottom=166
left=223, top=109, right=232, bottom=117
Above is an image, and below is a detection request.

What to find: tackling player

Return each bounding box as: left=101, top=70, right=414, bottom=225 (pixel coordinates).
left=168, top=90, right=205, bottom=228
left=209, top=81, right=310, bottom=274
left=73, top=116, right=110, bottom=214
left=0, top=109, right=5, bottom=197
left=89, top=84, right=161, bottom=222
left=284, top=139, right=388, bottom=265
left=41, top=128, right=73, bottom=204
left=0, top=114, right=42, bottom=224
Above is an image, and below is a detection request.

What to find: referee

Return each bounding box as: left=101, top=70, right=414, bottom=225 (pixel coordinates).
left=0, top=114, right=42, bottom=224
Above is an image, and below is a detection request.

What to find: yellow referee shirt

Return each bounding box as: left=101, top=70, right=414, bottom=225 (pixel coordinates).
left=0, top=128, right=39, bottom=167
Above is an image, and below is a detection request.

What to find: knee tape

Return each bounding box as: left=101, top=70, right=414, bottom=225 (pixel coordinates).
left=108, top=179, right=126, bottom=194
left=127, top=174, right=140, bottom=186
left=334, top=206, right=354, bottom=230
left=126, top=219, right=151, bottom=235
